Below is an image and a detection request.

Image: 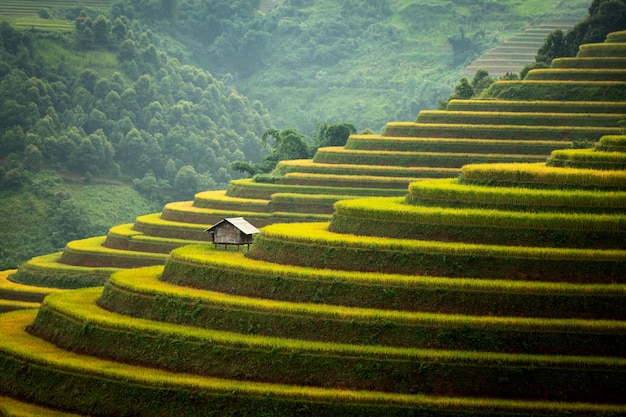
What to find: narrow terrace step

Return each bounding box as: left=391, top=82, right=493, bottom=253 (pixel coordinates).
left=0, top=395, right=87, bottom=417
left=226, top=178, right=406, bottom=200
left=344, top=135, right=569, bottom=155
left=159, top=202, right=330, bottom=226
left=26, top=287, right=626, bottom=401
left=551, top=57, right=626, bottom=69
left=382, top=121, right=617, bottom=141
left=313, top=147, right=548, bottom=168
left=0, top=269, right=59, bottom=304
left=192, top=190, right=270, bottom=211
left=525, top=68, right=626, bottom=81
left=103, top=223, right=208, bottom=253
left=9, top=252, right=120, bottom=289
left=5, top=310, right=622, bottom=416
left=578, top=43, right=626, bottom=58
left=57, top=236, right=168, bottom=268
left=274, top=159, right=459, bottom=178
left=483, top=80, right=626, bottom=102
left=445, top=99, right=626, bottom=114
left=158, top=248, right=626, bottom=320
left=277, top=172, right=418, bottom=189
left=248, top=222, right=626, bottom=283
left=0, top=300, right=39, bottom=313
left=416, top=110, right=624, bottom=127
left=330, top=196, right=626, bottom=249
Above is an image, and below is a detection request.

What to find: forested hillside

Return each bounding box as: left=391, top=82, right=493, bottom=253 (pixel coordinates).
left=154, top=0, right=591, bottom=133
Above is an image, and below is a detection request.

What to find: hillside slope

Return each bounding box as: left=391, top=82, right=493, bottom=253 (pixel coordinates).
left=0, top=30, right=624, bottom=417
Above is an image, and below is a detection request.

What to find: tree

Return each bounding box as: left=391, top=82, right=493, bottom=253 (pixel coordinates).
left=536, top=0, right=626, bottom=64
left=50, top=197, right=93, bottom=247
left=231, top=127, right=310, bottom=177
left=470, top=69, right=494, bottom=97
left=173, top=165, right=198, bottom=200
left=262, top=128, right=310, bottom=162
left=313, top=122, right=356, bottom=148
left=93, top=14, right=111, bottom=47
left=2, top=168, right=28, bottom=190
left=536, top=29, right=567, bottom=65
left=23, top=144, right=43, bottom=171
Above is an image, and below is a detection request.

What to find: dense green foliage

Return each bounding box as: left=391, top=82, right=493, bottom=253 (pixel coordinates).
left=138, top=0, right=584, bottom=133
left=535, top=0, right=626, bottom=64
left=0, top=19, right=270, bottom=200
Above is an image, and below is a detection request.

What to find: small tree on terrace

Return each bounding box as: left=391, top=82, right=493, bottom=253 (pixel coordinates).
left=313, top=122, right=357, bottom=149
left=231, top=127, right=311, bottom=177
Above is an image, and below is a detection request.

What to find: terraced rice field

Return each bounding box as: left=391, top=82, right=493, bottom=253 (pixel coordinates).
left=465, top=21, right=582, bottom=76
left=0, top=30, right=624, bottom=417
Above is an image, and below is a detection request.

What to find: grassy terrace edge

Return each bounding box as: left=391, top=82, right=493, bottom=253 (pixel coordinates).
left=406, top=178, right=626, bottom=212
left=273, top=160, right=460, bottom=178
left=459, top=162, right=626, bottom=189
left=328, top=197, right=626, bottom=249
left=6, top=311, right=624, bottom=417
left=103, top=266, right=626, bottom=346
left=43, top=287, right=626, bottom=363
left=247, top=223, right=625, bottom=282
left=23, top=289, right=626, bottom=400
left=0, top=395, right=86, bottom=417
left=9, top=253, right=119, bottom=288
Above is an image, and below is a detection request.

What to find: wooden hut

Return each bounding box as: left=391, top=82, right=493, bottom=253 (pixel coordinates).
left=205, top=217, right=260, bottom=250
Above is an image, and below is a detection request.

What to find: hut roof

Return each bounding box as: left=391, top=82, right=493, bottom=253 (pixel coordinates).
left=205, top=217, right=260, bottom=236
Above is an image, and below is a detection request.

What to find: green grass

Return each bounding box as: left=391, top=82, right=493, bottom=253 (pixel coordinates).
left=333, top=196, right=626, bottom=233
left=383, top=121, right=620, bottom=140
left=9, top=252, right=119, bottom=288
left=460, top=162, right=626, bottom=189
left=345, top=134, right=571, bottom=155
left=415, top=110, right=624, bottom=127
left=445, top=99, right=626, bottom=114
left=525, top=68, right=626, bottom=81
left=3, top=311, right=623, bottom=417
left=483, top=80, right=626, bottom=102
left=1, top=17, right=73, bottom=32
left=34, top=39, right=121, bottom=77
left=227, top=178, right=406, bottom=200
left=0, top=395, right=86, bottom=417
left=313, top=146, right=547, bottom=168
left=257, top=222, right=626, bottom=262
left=192, top=190, right=270, bottom=211
left=0, top=269, right=59, bottom=303
left=274, top=159, right=460, bottom=178
left=407, top=178, right=626, bottom=212
left=249, top=222, right=625, bottom=282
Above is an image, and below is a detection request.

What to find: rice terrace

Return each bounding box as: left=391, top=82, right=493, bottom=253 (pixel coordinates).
left=0, top=0, right=625, bottom=416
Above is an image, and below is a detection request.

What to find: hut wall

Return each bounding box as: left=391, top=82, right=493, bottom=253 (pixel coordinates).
left=214, top=223, right=241, bottom=244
